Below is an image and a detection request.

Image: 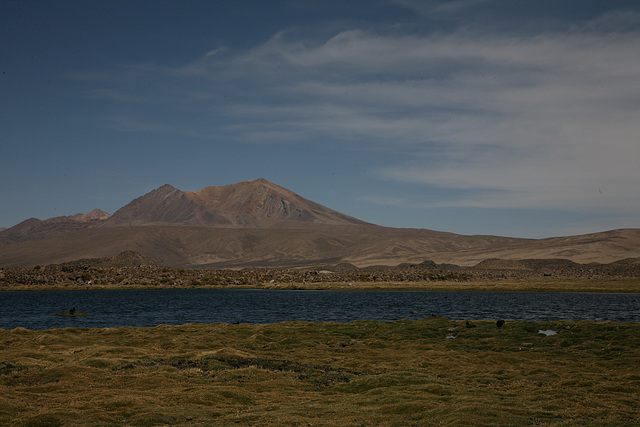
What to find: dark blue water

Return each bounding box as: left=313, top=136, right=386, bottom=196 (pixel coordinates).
left=1, top=289, right=638, bottom=330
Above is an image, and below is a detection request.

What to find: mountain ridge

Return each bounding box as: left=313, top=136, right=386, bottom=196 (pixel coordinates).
left=0, top=224, right=638, bottom=269
left=100, top=179, right=369, bottom=229
left=184, top=178, right=367, bottom=226
left=0, top=179, right=639, bottom=268
left=0, top=209, right=112, bottom=246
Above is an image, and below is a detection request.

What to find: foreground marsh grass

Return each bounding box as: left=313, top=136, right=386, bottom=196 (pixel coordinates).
left=1, top=319, right=639, bottom=426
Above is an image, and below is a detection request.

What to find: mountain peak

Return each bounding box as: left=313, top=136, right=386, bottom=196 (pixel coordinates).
left=72, top=208, right=111, bottom=222
left=102, top=184, right=205, bottom=227
left=99, top=179, right=368, bottom=228
left=157, top=184, right=178, bottom=192
left=184, top=179, right=368, bottom=226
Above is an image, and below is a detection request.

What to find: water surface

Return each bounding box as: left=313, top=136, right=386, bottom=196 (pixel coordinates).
left=1, top=289, right=638, bottom=330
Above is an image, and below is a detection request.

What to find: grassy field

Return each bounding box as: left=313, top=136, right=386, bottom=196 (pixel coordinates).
left=1, top=318, right=639, bottom=426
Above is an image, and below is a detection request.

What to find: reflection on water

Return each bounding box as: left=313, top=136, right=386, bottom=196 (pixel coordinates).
left=0, top=289, right=638, bottom=330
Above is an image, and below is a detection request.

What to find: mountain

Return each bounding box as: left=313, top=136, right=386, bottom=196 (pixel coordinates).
left=71, top=208, right=112, bottom=222
left=0, top=209, right=111, bottom=245
left=184, top=179, right=367, bottom=226
left=0, top=179, right=639, bottom=268
left=0, top=179, right=367, bottom=245
left=0, top=223, right=638, bottom=269
left=102, top=179, right=369, bottom=228
left=101, top=184, right=226, bottom=227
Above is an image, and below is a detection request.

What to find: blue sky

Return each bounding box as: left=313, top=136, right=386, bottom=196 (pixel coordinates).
left=2, top=0, right=639, bottom=238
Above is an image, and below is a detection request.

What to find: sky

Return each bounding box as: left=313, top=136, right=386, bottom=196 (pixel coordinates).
left=2, top=0, right=639, bottom=238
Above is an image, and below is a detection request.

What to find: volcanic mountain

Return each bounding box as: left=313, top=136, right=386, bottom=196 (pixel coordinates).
left=0, top=178, right=639, bottom=268
left=102, top=179, right=368, bottom=228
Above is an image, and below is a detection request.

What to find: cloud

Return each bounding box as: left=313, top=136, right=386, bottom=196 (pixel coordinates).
left=393, top=0, right=488, bottom=16
left=80, top=8, right=640, bottom=217
left=357, top=195, right=413, bottom=207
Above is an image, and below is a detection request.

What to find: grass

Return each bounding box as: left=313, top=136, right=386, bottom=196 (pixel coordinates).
left=1, top=318, right=639, bottom=425
left=4, top=278, right=639, bottom=293
left=258, top=278, right=640, bottom=293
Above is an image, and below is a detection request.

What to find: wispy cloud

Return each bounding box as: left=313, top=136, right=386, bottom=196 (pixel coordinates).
left=78, top=8, right=640, bottom=217
left=394, top=0, right=488, bottom=16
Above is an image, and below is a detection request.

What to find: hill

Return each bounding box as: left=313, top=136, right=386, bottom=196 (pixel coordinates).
left=1, top=223, right=639, bottom=269
left=0, top=209, right=111, bottom=245
left=0, top=179, right=639, bottom=268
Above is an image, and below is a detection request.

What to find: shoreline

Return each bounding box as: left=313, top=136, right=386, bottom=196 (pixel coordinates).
left=2, top=278, right=639, bottom=293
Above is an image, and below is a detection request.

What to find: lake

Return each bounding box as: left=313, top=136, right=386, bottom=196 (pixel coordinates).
left=1, top=289, right=639, bottom=330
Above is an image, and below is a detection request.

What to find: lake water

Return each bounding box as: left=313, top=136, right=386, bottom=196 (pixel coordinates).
left=1, top=289, right=639, bottom=330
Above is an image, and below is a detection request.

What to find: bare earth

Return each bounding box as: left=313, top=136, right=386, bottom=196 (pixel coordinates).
left=1, top=225, right=639, bottom=269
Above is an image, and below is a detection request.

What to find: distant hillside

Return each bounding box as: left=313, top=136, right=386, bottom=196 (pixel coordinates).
left=0, top=179, right=368, bottom=245
left=0, top=223, right=639, bottom=269
left=60, top=250, right=158, bottom=268
left=0, top=209, right=111, bottom=245
left=0, top=179, right=639, bottom=268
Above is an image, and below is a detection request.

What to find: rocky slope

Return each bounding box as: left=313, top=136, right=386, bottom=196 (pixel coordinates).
left=184, top=179, right=368, bottom=226
left=1, top=252, right=638, bottom=291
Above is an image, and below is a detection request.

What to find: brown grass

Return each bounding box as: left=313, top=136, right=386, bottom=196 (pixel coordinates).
left=3, top=278, right=639, bottom=293
left=259, top=278, right=640, bottom=293
left=1, top=318, right=639, bottom=425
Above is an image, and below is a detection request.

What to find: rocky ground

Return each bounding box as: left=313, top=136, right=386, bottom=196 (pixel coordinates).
left=1, top=251, right=639, bottom=289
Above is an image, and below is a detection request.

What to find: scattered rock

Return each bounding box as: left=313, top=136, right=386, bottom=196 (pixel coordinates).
left=1, top=255, right=639, bottom=290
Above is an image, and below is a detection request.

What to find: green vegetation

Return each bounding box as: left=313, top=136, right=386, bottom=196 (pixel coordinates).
left=1, top=319, right=638, bottom=425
